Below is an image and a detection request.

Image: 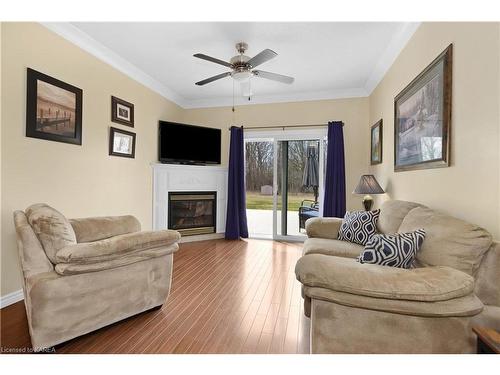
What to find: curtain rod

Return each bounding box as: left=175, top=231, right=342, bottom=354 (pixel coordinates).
left=227, top=122, right=344, bottom=131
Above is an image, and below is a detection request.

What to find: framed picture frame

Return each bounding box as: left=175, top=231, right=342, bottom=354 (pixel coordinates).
left=109, top=127, right=136, bottom=158
left=394, top=44, right=452, bottom=172
left=26, top=68, right=83, bottom=145
left=111, top=96, right=134, bottom=127
left=370, top=119, right=383, bottom=165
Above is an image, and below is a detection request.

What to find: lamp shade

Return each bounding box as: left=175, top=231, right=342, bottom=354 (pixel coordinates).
left=353, top=175, right=385, bottom=194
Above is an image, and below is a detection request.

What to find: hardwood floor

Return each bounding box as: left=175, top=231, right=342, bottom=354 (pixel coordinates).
left=0, top=239, right=310, bottom=354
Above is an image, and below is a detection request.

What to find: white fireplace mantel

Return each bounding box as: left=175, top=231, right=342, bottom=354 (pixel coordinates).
left=152, top=163, right=228, bottom=240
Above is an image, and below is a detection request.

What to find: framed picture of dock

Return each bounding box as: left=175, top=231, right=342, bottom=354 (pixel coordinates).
left=26, top=68, right=83, bottom=145
left=394, top=44, right=452, bottom=172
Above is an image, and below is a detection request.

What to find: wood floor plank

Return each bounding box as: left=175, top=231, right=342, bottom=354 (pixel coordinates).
left=0, top=239, right=310, bottom=354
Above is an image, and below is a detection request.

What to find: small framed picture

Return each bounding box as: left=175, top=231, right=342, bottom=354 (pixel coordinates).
left=111, top=96, right=134, bottom=127
left=26, top=68, right=83, bottom=145
left=109, top=127, right=136, bottom=158
left=370, top=119, right=383, bottom=165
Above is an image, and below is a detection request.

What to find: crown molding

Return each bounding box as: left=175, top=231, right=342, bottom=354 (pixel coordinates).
left=364, top=22, right=421, bottom=95
left=41, top=22, right=419, bottom=109
left=41, top=22, right=188, bottom=108
left=182, top=87, right=369, bottom=109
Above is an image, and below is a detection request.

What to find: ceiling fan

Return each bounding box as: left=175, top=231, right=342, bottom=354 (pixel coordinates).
left=193, top=42, right=294, bottom=87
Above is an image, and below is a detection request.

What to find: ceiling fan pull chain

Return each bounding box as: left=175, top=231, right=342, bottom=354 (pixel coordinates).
left=232, top=79, right=236, bottom=124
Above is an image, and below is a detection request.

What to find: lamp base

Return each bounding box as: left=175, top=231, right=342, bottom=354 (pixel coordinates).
left=362, top=195, right=373, bottom=211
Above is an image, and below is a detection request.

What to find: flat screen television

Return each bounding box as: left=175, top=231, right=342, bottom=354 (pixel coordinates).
left=159, top=121, right=221, bottom=165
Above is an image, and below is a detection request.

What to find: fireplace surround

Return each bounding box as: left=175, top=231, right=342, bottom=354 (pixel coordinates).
left=152, top=163, right=227, bottom=241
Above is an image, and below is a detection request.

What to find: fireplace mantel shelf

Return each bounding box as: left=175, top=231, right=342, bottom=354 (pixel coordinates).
left=152, top=163, right=228, bottom=242
left=151, top=163, right=228, bottom=172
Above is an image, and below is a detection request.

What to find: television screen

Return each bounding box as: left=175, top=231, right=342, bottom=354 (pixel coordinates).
left=159, top=121, right=221, bottom=164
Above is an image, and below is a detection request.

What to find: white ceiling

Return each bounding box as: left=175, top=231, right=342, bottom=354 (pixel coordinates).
left=43, top=22, right=419, bottom=108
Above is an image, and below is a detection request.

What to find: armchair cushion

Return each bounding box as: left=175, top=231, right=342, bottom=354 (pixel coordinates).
left=398, top=207, right=492, bottom=276
left=303, top=238, right=363, bottom=258
left=70, top=215, right=141, bottom=243
left=55, top=230, right=181, bottom=264
left=305, top=217, right=343, bottom=240
left=25, top=203, right=77, bottom=263
left=295, top=254, right=475, bottom=302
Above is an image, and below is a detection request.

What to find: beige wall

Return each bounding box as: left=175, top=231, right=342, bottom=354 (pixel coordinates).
left=1, top=23, right=184, bottom=296
left=181, top=98, right=370, bottom=212
left=369, top=22, right=500, bottom=239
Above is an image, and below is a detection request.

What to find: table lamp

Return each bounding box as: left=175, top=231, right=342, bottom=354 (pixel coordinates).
left=353, top=175, right=385, bottom=211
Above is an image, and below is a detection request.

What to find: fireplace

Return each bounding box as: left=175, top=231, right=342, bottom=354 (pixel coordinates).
left=168, top=191, right=217, bottom=236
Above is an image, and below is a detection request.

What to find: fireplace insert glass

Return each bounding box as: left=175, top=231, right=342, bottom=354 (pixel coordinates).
left=168, top=192, right=216, bottom=236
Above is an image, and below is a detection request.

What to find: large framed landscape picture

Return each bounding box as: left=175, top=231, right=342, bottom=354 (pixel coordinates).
left=394, top=44, right=452, bottom=172
left=26, top=68, right=83, bottom=145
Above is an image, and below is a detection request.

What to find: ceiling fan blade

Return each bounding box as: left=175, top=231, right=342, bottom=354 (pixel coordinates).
left=195, top=72, right=232, bottom=86
left=253, top=70, right=294, bottom=84
left=193, top=53, right=233, bottom=68
left=247, top=49, right=277, bottom=68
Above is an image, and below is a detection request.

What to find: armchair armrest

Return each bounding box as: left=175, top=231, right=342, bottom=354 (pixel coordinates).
left=55, top=229, right=181, bottom=264
left=295, top=254, right=475, bottom=302
left=69, top=215, right=141, bottom=243
left=54, top=244, right=178, bottom=275
left=305, top=217, right=343, bottom=239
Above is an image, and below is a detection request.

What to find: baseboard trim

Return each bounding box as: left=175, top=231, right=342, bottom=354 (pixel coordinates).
left=0, top=289, right=24, bottom=309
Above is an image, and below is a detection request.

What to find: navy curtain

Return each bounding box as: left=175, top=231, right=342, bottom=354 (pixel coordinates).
left=323, top=121, right=346, bottom=217
left=225, top=126, right=249, bottom=239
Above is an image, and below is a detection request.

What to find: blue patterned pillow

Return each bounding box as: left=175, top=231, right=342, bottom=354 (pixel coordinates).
left=358, top=229, right=426, bottom=269
left=338, top=210, right=380, bottom=245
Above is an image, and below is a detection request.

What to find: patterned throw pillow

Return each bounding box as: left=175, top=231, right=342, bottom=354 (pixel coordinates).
left=338, top=210, right=380, bottom=245
left=358, top=229, right=426, bottom=269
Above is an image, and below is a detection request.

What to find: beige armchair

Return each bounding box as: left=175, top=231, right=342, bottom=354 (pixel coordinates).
left=295, top=200, right=500, bottom=353
left=14, top=203, right=181, bottom=351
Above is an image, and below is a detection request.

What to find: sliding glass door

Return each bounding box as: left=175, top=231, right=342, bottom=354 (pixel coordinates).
left=245, top=129, right=326, bottom=241
left=245, top=139, right=274, bottom=238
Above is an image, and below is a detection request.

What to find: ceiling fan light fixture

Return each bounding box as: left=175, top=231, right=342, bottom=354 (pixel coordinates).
left=240, top=80, right=253, bottom=98
left=193, top=42, right=294, bottom=90
left=231, top=71, right=252, bottom=82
